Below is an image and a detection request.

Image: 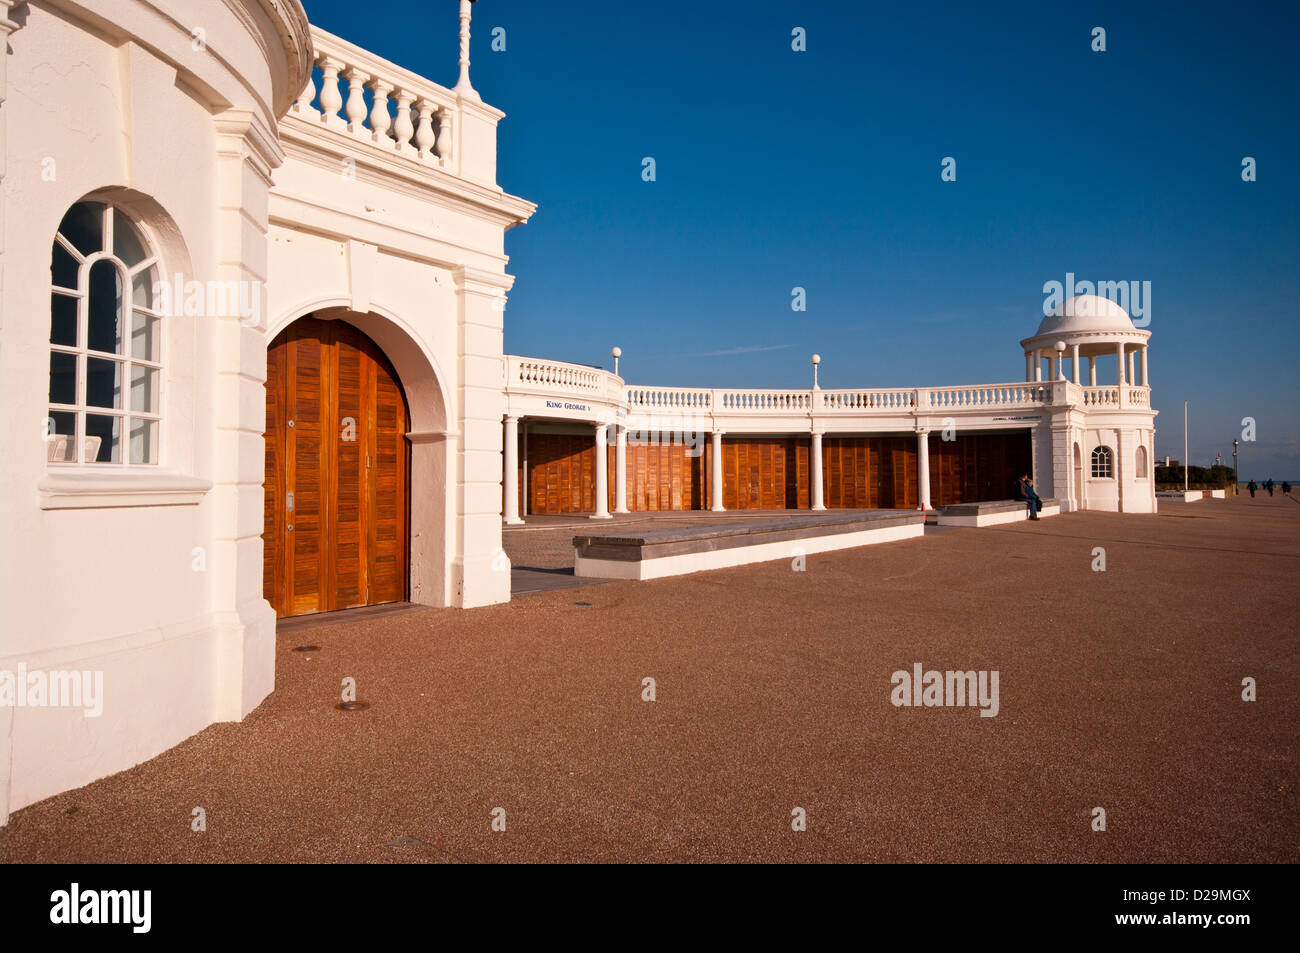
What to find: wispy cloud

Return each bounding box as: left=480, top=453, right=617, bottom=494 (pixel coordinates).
left=689, top=344, right=792, bottom=357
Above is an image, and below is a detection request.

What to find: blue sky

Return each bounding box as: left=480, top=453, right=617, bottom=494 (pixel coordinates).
left=303, top=0, right=1299, bottom=477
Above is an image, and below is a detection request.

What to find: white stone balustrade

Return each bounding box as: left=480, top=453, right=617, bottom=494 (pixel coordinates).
left=1082, top=386, right=1120, bottom=407
left=926, top=384, right=1049, bottom=408
left=290, top=26, right=460, bottom=170
left=718, top=390, right=812, bottom=412
left=627, top=387, right=713, bottom=411
left=819, top=389, right=916, bottom=411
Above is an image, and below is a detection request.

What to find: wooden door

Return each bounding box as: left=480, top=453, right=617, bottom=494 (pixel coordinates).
left=264, top=317, right=409, bottom=618
left=619, top=439, right=708, bottom=511
left=527, top=433, right=596, bottom=514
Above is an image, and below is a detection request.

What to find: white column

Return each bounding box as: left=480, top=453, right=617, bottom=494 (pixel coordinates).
left=1089, top=356, right=1097, bottom=386
left=810, top=432, right=825, bottom=510
left=502, top=415, right=522, bottom=525
left=710, top=430, right=725, bottom=511
left=1116, top=341, right=1127, bottom=408
left=1071, top=343, right=1080, bottom=384
left=614, top=423, right=628, bottom=514
left=1034, top=349, right=1042, bottom=382
left=1141, top=346, right=1149, bottom=387
left=1025, top=351, right=1033, bottom=382
left=592, top=422, right=611, bottom=519
left=1127, top=349, right=1136, bottom=387
left=917, top=430, right=932, bottom=510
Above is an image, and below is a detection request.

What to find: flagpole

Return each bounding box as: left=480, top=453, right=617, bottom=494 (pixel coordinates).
left=1184, top=401, right=1189, bottom=492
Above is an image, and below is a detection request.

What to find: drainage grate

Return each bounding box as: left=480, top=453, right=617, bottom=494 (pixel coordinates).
left=336, top=701, right=371, bottom=711
left=573, top=601, right=592, bottom=607
left=293, top=645, right=320, bottom=653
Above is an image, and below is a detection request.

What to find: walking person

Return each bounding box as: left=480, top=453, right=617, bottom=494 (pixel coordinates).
left=1248, top=479, right=1257, bottom=498
left=1284, top=481, right=1292, bottom=495
left=1266, top=478, right=1275, bottom=497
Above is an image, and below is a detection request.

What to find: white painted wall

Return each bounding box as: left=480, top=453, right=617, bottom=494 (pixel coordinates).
left=0, top=0, right=309, bottom=823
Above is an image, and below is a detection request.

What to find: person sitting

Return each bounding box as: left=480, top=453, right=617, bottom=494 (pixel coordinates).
left=1016, top=474, right=1042, bottom=520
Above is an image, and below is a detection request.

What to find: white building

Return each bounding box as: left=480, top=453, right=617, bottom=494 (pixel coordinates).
left=0, top=0, right=1156, bottom=824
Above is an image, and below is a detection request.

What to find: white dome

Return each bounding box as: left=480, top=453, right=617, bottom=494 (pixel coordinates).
left=1036, top=294, right=1136, bottom=336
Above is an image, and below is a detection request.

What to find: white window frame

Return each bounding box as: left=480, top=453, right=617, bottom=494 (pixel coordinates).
left=1091, top=445, right=1114, bottom=479
left=48, top=203, right=164, bottom=466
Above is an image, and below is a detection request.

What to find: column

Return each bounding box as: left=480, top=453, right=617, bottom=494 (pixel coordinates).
left=592, top=423, right=612, bottom=518
left=917, top=430, right=932, bottom=510
left=210, top=110, right=283, bottom=719
left=810, top=432, right=825, bottom=510
left=502, top=415, right=522, bottom=525
left=1116, top=341, right=1127, bottom=408
left=1127, top=349, right=1136, bottom=388
left=710, top=431, right=725, bottom=511
left=1034, top=349, right=1042, bottom=382
left=1140, top=346, right=1149, bottom=387
left=1071, top=344, right=1080, bottom=384
left=1025, top=351, right=1033, bottom=382
left=453, top=266, right=516, bottom=607
left=614, top=423, right=629, bottom=514
left=1089, top=356, right=1097, bottom=386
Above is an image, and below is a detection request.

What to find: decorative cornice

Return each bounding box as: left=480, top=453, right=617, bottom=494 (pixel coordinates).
left=227, top=0, right=314, bottom=118
left=1020, top=327, right=1152, bottom=349
left=277, top=121, right=535, bottom=228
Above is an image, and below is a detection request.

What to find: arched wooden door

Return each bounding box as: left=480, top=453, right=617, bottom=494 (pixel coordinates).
left=263, top=317, right=409, bottom=618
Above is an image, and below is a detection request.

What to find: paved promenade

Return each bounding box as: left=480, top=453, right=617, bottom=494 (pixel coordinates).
left=3, top=494, right=1296, bottom=862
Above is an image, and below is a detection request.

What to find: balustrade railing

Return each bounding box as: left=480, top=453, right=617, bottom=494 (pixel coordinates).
left=927, top=384, right=1048, bottom=408
left=506, top=363, right=1139, bottom=420
left=1081, top=386, right=1120, bottom=407
left=627, top=387, right=713, bottom=411
left=510, top=357, right=603, bottom=393
left=289, top=27, right=459, bottom=171
left=717, top=390, right=812, bottom=412
left=819, top=389, right=916, bottom=411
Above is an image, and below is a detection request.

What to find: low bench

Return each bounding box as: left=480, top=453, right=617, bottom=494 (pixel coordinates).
left=573, top=510, right=925, bottom=580
left=937, top=498, right=1061, bottom=527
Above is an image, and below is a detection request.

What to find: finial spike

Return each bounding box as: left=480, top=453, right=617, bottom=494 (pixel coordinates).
left=454, top=0, right=481, bottom=102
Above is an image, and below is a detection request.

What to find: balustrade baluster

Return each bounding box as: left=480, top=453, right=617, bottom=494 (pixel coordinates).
left=343, top=67, right=369, bottom=133
left=318, top=57, right=345, bottom=126
left=414, top=100, right=437, bottom=159
left=293, top=70, right=319, bottom=117
left=367, top=79, right=394, bottom=142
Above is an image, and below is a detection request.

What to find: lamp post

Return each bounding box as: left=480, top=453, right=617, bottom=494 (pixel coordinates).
left=1054, top=340, right=1067, bottom=379
left=811, top=353, right=821, bottom=390
left=611, top=346, right=621, bottom=377
left=1232, top=438, right=1239, bottom=495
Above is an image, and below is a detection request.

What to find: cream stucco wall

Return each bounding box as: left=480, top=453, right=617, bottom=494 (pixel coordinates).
left=0, top=0, right=311, bottom=823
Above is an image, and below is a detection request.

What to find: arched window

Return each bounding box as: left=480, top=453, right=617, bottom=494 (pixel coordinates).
left=48, top=202, right=161, bottom=464
left=1135, top=445, right=1148, bottom=478
left=1091, top=446, right=1114, bottom=478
